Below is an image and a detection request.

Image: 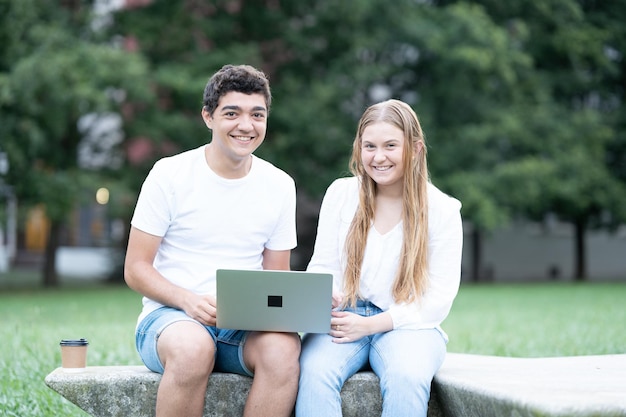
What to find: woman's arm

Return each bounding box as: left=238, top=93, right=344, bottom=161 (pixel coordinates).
left=388, top=190, right=463, bottom=329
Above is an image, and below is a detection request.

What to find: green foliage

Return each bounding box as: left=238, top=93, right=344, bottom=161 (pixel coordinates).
left=100, top=0, right=626, bottom=278
left=0, top=0, right=152, bottom=222
left=457, top=0, right=626, bottom=231
left=3, top=0, right=625, bottom=278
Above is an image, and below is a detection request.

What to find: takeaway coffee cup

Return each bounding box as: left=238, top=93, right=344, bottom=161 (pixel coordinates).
left=60, top=339, right=89, bottom=372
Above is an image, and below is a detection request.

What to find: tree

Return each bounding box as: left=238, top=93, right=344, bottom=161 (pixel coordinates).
left=107, top=1, right=525, bottom=275
left=0, top=0, right=152, bottom=286
left=455, top=0, right=626, bottom=280
left=110, top=0, right=508, bottom=269
left=108, top=0, right=626, bottom=280
left=108, top=0, right=402, bottom=267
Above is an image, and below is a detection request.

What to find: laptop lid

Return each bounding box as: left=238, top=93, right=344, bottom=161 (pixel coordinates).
left=216, top=269, right=333, bottom=333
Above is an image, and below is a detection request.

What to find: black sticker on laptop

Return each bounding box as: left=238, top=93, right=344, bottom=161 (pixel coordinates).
left=268, top=295, right=283, bottom=307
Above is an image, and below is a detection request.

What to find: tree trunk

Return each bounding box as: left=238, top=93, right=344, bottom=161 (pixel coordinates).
left=43, top=219, right=61, bottom=287
left=471, top=228, right=483, bottom=283
left=574, top=219, right=587, bottom=282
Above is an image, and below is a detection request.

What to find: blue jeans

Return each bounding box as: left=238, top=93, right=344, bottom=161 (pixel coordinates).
left=296, top=301, right=446, bottom=417
left=135, top=306, right=253, bottom=377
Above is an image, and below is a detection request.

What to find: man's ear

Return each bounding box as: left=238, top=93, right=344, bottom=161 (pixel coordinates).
left=201, top=107, right=213, bottom=129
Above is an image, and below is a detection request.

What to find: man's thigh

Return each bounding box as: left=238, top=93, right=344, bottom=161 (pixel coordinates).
left=136, top=307, right=215, bottom=373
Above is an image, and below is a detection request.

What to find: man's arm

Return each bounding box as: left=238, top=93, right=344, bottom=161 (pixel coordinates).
left=124, top=226, right=185, bottom=307
left=124, top=226, right=217, bottom=325
left=262, top=248, right=291, bottom=271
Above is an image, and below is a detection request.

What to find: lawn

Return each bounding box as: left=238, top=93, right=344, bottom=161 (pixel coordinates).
left=444, top=282, right=626, bottom=357
left=1, top=270, right=625, bottom=417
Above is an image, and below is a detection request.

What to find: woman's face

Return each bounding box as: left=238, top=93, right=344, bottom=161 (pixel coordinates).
left=360, top=122, right=406, bottom=191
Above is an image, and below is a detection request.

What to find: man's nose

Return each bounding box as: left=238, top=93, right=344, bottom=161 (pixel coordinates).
left=238, top=115, right=253, bottom=130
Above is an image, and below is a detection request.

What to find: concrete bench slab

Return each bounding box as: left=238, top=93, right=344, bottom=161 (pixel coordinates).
left=44, top=366, right=442, bottom=417
left=434, top=353, right=626, bottom=417
left=45, top=353, right=626, bottom=417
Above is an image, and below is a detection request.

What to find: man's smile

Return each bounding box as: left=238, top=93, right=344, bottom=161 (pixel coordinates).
left=232, top=135, right=254, bottom=142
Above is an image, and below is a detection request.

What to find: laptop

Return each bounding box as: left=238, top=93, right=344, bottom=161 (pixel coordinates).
left=216, top=269, right=333, bottom=333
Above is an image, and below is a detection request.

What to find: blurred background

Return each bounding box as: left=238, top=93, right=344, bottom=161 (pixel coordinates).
left=1, top=0, right=625, bottom=287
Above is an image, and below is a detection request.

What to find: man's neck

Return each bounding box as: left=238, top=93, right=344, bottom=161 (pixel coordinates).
left=204, top=144, right=252, bottom=179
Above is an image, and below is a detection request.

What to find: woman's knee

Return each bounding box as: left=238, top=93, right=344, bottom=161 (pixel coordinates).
left=372, top=329, right=445, bottom=382
left=299, top=347, right=346, bottom=389
left=392, top=364, right=434, bottom=387
left=374, top=351, right=440, bottom=392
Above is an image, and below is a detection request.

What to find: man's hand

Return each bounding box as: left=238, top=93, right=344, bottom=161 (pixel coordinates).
left=183, top=293, right=217, bottom=326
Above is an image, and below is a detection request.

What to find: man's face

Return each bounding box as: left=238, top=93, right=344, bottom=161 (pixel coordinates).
left=202, top=91, right=268, bottom=162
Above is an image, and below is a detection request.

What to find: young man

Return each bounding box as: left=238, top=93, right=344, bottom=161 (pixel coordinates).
left=124, top=64, right=300, bottom=417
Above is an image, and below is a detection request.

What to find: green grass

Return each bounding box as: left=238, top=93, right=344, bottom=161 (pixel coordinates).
left=0, top=278, right=142, bottom=417
left=1, top=270, right=625, bottom=417
left=444, top=282, right=626, bottom=357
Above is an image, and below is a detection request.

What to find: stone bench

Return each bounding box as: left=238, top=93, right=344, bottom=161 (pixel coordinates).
left=45, top=353, right=626, bottom=417
left=436, top=353, right=626, bottom=417
left=44, top=368, right=432, bottom=417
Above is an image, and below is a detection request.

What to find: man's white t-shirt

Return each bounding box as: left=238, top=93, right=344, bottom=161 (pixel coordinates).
left=131, top=145, right=297, bottom=323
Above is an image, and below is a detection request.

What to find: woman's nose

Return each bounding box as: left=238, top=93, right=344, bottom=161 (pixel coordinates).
left=373, top=149, right=386, bottom=162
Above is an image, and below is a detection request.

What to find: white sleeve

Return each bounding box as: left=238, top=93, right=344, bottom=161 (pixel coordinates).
left=388, top=192, right=463, bottom=329
left=265, top=176, right=297, bottom=250
left=306, top=179, right=352, bottom=292
left=130, top=160, right=174, bottom=237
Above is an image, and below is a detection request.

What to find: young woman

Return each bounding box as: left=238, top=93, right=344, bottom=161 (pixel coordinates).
left=296, top=99, right=463, bottom=417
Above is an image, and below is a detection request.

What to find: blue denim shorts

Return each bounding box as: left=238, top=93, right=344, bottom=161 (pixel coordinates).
left=136, top=306, right=253, bottom=376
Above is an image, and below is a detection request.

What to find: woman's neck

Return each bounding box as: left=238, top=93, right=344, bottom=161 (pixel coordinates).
left=373, top=188, right=403, bottom=235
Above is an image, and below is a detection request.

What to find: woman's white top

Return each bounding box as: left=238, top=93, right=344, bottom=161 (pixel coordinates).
left=307, top=176, right=463, bottom=332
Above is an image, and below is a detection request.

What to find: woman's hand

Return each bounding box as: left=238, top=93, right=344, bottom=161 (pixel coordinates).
left=329, top=311, right=369, bottom=343
left=330, top=309, right=394, bottom=343
left=331, top=289, right=344, bottom=309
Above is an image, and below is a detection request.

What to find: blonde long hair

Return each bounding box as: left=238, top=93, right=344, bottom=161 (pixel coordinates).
left=343, top=99, right=430, bottom=306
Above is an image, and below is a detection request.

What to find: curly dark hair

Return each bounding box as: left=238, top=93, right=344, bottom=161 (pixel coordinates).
left=202, top=64, right=271, bottom=115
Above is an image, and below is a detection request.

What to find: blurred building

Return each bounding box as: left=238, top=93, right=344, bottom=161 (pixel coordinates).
left=461, top=220, right=626, bottom=282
